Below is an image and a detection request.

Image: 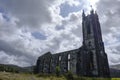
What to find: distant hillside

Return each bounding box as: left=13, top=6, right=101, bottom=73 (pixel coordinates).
left=110, top=64, right=120, bottom=70
left=110, top=64, right=120, bottom=77
left=23, top=66, right=35, bottom=72
left=0, top=64, right=34, bottom=73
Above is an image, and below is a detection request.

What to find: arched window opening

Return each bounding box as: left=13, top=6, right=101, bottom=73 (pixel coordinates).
left=88, top=41, right=91, bottom=47
left=59, top=56, right=61, bottom=61
left=68, top=54, right=70, bottom=59
left=87, top=22, right=91, bottom=34
left=50, top=58, right=52, bottom=72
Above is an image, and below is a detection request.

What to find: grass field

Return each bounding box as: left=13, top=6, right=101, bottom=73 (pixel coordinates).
left=0, top=72, right=65, bottom=80
left=0, top=72, right=120, bottom=80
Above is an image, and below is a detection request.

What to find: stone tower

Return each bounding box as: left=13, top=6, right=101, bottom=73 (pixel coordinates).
left=81, top=10, right=110, bottom=77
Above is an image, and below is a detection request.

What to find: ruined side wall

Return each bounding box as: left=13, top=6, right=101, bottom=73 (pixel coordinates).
left=50, top=49, right=79, bottom=74
left=36, top=49, right=79, bottom=74
left=36, top=52, right=52, bottom=73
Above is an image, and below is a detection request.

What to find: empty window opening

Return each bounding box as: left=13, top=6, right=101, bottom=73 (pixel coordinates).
left=59, top=56, right=61, bottom=61
left=68, top=54, right=71, bottom=71
left=87, top=22, right=91, bottom=34
left=89, top=52, right=94, bottom=70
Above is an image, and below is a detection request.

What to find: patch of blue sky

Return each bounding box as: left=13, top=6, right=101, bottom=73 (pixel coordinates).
left=32, top=32, right=47, bottom=40
left=0, top=8, right=4, bottom=13
left=0, top=7, right=10, bottom=21
left=2, top=14, right=10, bottom=21
left=60, top=2, right=83, bottom=17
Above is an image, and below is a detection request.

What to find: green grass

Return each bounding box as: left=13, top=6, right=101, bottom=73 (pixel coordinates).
left=0, top=72, right=120, bottom=80
left=0, top=72, right=66, bottom=80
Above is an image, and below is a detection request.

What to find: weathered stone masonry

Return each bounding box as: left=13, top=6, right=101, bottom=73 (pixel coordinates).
left=36, top=10, right=110, bottom=77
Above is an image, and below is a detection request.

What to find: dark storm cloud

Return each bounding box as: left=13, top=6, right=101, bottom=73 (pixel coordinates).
left=0, top=0, right=53, bottom=29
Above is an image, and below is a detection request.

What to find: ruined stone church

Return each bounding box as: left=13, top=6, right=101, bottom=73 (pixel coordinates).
left=36, top=10, right=110, bottom=77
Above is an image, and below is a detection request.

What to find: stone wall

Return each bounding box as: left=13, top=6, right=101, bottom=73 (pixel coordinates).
left=36, top=49, right=79, bottom=74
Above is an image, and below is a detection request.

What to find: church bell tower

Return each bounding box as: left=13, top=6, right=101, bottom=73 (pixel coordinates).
left=82, top=10, right=110, bottom=77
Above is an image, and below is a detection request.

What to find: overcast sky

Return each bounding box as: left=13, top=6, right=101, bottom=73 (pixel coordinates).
left=0, top=0, right=120, bottom=67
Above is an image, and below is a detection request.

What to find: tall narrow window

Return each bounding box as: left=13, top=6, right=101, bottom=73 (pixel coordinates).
left=49, top=58, right=52, bottom=73
left=42, top=59, right=45, bottom=73
left=58, top=56, right=61, bottom=66
left=90, top=52, right=94, bottom=70
left=68, top=54, right=70, bottom=71
left=59, top=56, right=61, bottom=61
left=87, top=22, right=91, bottom=34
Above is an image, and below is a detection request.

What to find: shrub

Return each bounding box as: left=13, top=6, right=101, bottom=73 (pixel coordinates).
left=65, top=71, right=74, bottom=80
left=55, top=66, right=60, bottom=77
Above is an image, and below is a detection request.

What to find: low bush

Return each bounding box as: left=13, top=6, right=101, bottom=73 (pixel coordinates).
left=65, top=71, right=74, bottom=80
left=55, top=66, right=61, bottom=77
